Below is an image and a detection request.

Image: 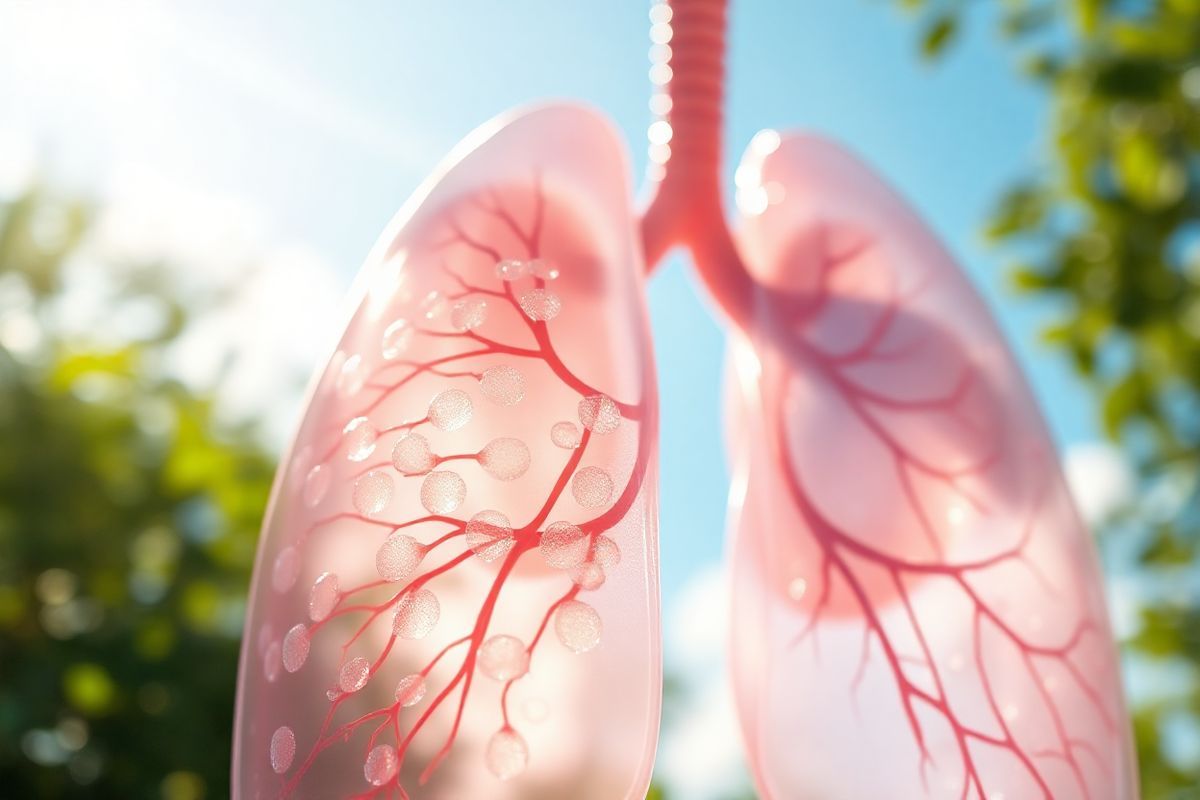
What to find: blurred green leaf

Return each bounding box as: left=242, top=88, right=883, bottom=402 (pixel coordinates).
left=63, top=664, right=117, bottom=717
left=0, top=186, right=276, bottom=798
left=920, top=14, right=958, bottom=58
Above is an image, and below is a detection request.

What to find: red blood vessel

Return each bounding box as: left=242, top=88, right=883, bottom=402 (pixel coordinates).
left=232, top=107, right=660, bottom=798
left=723, top=133, right=1137, bottom=799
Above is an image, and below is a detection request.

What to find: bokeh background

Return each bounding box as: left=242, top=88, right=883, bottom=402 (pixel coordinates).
left=0, top=1, right=1197, bottom=797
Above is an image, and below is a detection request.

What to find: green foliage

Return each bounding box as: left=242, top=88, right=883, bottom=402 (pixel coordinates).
left=920, top=12, right=960, bottom=58
left=0, top=188, right=275, bottom=798
left=894, top=0, right=1200, bottom=792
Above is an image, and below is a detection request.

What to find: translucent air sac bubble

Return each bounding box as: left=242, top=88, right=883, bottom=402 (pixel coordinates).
left=555, top=599, right=602, bottom=653
left=394, top=674, right=427, bottom=707
left=376, top=533, right=424, bottom=583
left=381, top=319, right=413, bottom=359
left=391, top=432, right=435, bottom=475
left=528, top=257, right=560, bottom=280
left=578, top=394, right=621, bottom=434
left=302, top=464, right=330, bottom=508
left=478, top=634, right=530, bottom=681
left=495, top=258, right=529, bottom=281
left=338, top=656, right=371, bottom=693
left=478, top=437, right=531, bottom=481
left=419, top=290, right=446, bottom=321
left=234, top=106, right=659, bottom=800
left=392, top=589, right=440, bottom=639
left=428, top=388, right=472, bottom=431
left=466, top=510, right=515, bottom=562
left=256, top=623, right=274, bottom=657
left=352, top=470, right=393, bottom=516
left=486, top=728, right=530, bottom=780
left=272, top=546, right=301, bottom=593
left=450, top=297, right=488, bottom=331
left=550, top=420, right=581, bottom=449
left=337, top=354, right=368, bottom=396
left=572, top=466, right=614, bottom=508
left=342, top=416, right=379, bottom=462
left=363, top=744, right=398, bottom=787
left=262, top=641, right=282, bottom=683
left=270, top=726, right=295, bottom=774
left=479, top=364, right=526, bottom=405
left=518, top=288, right=562, bottom=321
left=593, top=536, right=621, bottom=569
left=281, top=624, right=310, bottom=673
left=539, top=522, right=589, bottom=569
left=308, top=572, right=339, bottom=622
left=571, top=562, right=606, bottom=591
left=419, top=470, right=466, bottom=514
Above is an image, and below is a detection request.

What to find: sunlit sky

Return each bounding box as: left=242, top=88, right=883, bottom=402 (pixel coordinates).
left=0, top=2, right=1117, bottom=792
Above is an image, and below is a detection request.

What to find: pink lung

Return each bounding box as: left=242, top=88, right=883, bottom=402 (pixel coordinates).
left=232, top=105, right=660, bottom=799
left=724, top=131, right=1136, bottom=799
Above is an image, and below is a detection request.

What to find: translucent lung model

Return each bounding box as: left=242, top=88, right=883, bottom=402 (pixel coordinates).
left=725, top=131, right=1137, bottom=799
left=232, top=105, right=660, bottom=799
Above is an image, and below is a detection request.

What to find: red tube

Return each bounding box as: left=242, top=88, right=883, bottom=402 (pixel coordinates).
left=639, top=0, right=754, bottom=332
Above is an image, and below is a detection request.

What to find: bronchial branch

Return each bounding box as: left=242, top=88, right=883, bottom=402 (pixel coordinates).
left=254, top=179, right=651, bottom=798
left=739, top=230, right=1125, bottom=797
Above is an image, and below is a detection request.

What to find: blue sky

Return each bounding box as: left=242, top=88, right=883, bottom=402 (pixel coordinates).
left=0, top=0, right=1096, bottom=604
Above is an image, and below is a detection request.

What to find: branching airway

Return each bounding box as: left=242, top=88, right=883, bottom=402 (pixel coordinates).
left=256, top=178, right=653, bottom=799
left=738, top=230, right=1124, bottom=798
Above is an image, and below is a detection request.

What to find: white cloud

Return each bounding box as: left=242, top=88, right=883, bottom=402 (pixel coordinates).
left=0, top=125, right=36, bottom=200
left=1063, top=441, right=1135, bottom=526
left=171, top=241, right=343, bottom=442
left=160, top=8, right=438, bottom=170
left=657, top=678, right=748, bottom=800
left=668, top=562, right=729, bottom=679
left=658, top=563, right=754, bottom=800
left=93, top=162, right=268, bottom=284
left=0, top=3, right=434, bottom=172
left=38, top=161, right=344, bottom=445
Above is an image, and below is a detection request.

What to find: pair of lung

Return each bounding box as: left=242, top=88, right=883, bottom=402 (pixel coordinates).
left=232, top=105, right=1136, bottom=799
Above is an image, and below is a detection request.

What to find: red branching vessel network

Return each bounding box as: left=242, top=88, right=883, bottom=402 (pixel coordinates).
left=233, top=108, right=660, bottom=798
